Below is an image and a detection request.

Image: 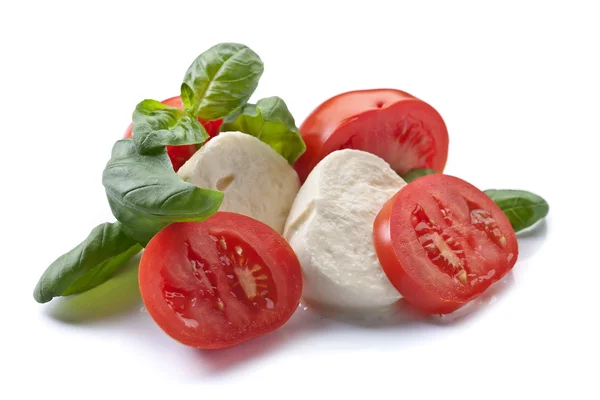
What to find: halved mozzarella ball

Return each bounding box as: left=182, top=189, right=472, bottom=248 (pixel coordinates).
left=284, top=149, right=406, bottom=311
left=178, top=132, right=300, bottom=234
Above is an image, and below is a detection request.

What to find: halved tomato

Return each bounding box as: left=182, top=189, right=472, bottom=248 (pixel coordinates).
left=139, top=212, right=303, bottom=349
left=123, top=96, right=223, bottom=171
left=373, top=174, right=518, bottom=314
left=295, top=89, right=449, bottom=182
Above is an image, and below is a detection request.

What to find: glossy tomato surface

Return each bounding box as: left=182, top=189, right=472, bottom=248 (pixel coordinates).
left=295, top=89, right=448, bottom=182
left=123, top=96, right=223, bottom=171
left=139, top=212, right=303, bottom=349
left=373, top=174, right=518, bottom=314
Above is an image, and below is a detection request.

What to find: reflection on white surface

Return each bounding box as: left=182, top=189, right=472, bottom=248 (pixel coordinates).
left=44, top=254, right=142, bottom=323
left=36, top=219, right=546, bottom=380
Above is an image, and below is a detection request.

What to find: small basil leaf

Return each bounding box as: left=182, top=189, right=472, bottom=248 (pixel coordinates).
left=33, top=222, right=142, bottom=303
left=401, top=168, right=437, bottom=183
left=132, top=99, right=208, bottom=154
left=484, top=189, right=549, bottom=232
left=220, top=97, right=306, bottom=164
left=102, top=139, right=223, bottom=245
left=181, top=43, right=264, bottom=120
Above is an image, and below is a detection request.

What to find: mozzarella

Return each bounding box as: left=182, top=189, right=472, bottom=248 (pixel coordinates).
left=177, top=132, right=300, bottom=234
left=283, top=149, right=406, bottom=311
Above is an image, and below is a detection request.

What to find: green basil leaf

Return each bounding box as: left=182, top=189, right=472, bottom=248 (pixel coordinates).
left=220, top=96, right=306, bottom=164
left=132, top=99, right=208, bottom=155
left=401, top=168, right=437, bottom=183
left=33, top=222, right=142, bottom=303
left=484, top=189, right=549, bottom=232
left=181, top=43, right=264, bottom=120
left=102, top=139, right=223, bottom=245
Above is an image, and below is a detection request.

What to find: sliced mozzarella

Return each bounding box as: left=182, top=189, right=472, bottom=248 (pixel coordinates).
left=284, top=149, right=406, bottom=310
left=177, top=131, right=300, bottom=234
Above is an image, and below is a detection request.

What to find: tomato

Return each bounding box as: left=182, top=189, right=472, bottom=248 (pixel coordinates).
left=123, top=128, right=196, bottom=172
left=123, top=96, right=223, bottom=171
left=139, top=212, right=303, bottom=349
left=294, top=89, right=449, bottom=182
left=373, top=174, right=518, bottom=315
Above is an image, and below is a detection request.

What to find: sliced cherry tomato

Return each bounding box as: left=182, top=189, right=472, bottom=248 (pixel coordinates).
left=295, top=89, right=449, bottom=182
left=139, top=212, right=303, bottom=349
left=123, top=96, right=223, bottom=171
left=373, top=174, right=518, bottom=314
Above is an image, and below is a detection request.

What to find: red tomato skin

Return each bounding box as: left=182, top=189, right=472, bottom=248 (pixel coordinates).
left=373, top=175, right=518, bottom=315
left=123, top=96, right=223, bottom=171
left=139, top=212, right=303, bottom=350
left=295, top=89, right=449, bottom=182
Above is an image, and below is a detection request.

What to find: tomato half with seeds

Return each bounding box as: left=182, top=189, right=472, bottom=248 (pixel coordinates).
left=139, top=212, right=303, bottom=349
left=373, top=174, right=518, bottom=314
left=123, top=96, right=223, bottom=171
left=295, top=89, right=449, bottom=182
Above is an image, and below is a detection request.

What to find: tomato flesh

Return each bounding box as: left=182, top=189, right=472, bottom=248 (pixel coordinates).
left=373, top=174, right=518, bottom=314
left=337, top=103, right=440, bottom=172
left=123, top=96, right=223, bottom=171
left=295, top=89, right=448, bottom=182
left=139, top=212, right=302, bottom=349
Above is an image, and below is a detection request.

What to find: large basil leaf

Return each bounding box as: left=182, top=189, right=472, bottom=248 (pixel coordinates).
left=132, top=99, right=208, bottom=154
left=484, top=189, right=549, bottom=232
left=401, top=168, right=437, bottom=183
left=220, top=97, right=306, bottom=164
left=33, top=222, right=142, bottom=303
left=102, top=139, right=223, bottom=245
left=181, top=43, right=264, bottom=121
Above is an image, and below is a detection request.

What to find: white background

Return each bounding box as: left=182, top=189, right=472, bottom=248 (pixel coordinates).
left=1, top=0, right=599, bottom=397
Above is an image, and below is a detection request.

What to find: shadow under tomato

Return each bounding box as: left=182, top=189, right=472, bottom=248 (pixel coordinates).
left=193, top=304, right=333, bottom=374
left=193, top=299, right=441, bottom=375
left=427, top=219, right=548, bottom=326
left=430, top=271, right=516, bottom=326
left=45, top=255, right=143, bottom=324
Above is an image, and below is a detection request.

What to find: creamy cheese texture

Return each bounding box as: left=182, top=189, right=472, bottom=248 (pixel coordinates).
left=177, top=131, right=300, bottom=234
left=284, top=149, right=406, bottom=310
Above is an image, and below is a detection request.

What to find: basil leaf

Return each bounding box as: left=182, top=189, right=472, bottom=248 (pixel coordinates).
left=484, top=189, right=549, bottom=232
left=132, top=99, right=208, bottom=154
left=181, top=43, right=264, bottom=120
left=33, top=222, right=142, bottom=303
left=220, top=97, right=306, bottom=164
left=401, top=168, right=437, bottom=183
left=102, top=139, right=223, bottom=245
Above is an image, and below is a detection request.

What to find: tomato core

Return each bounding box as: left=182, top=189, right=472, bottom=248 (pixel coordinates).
left=161, top=233, right=278, bottom=326
left=411, top=204, right=469, bottom=284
